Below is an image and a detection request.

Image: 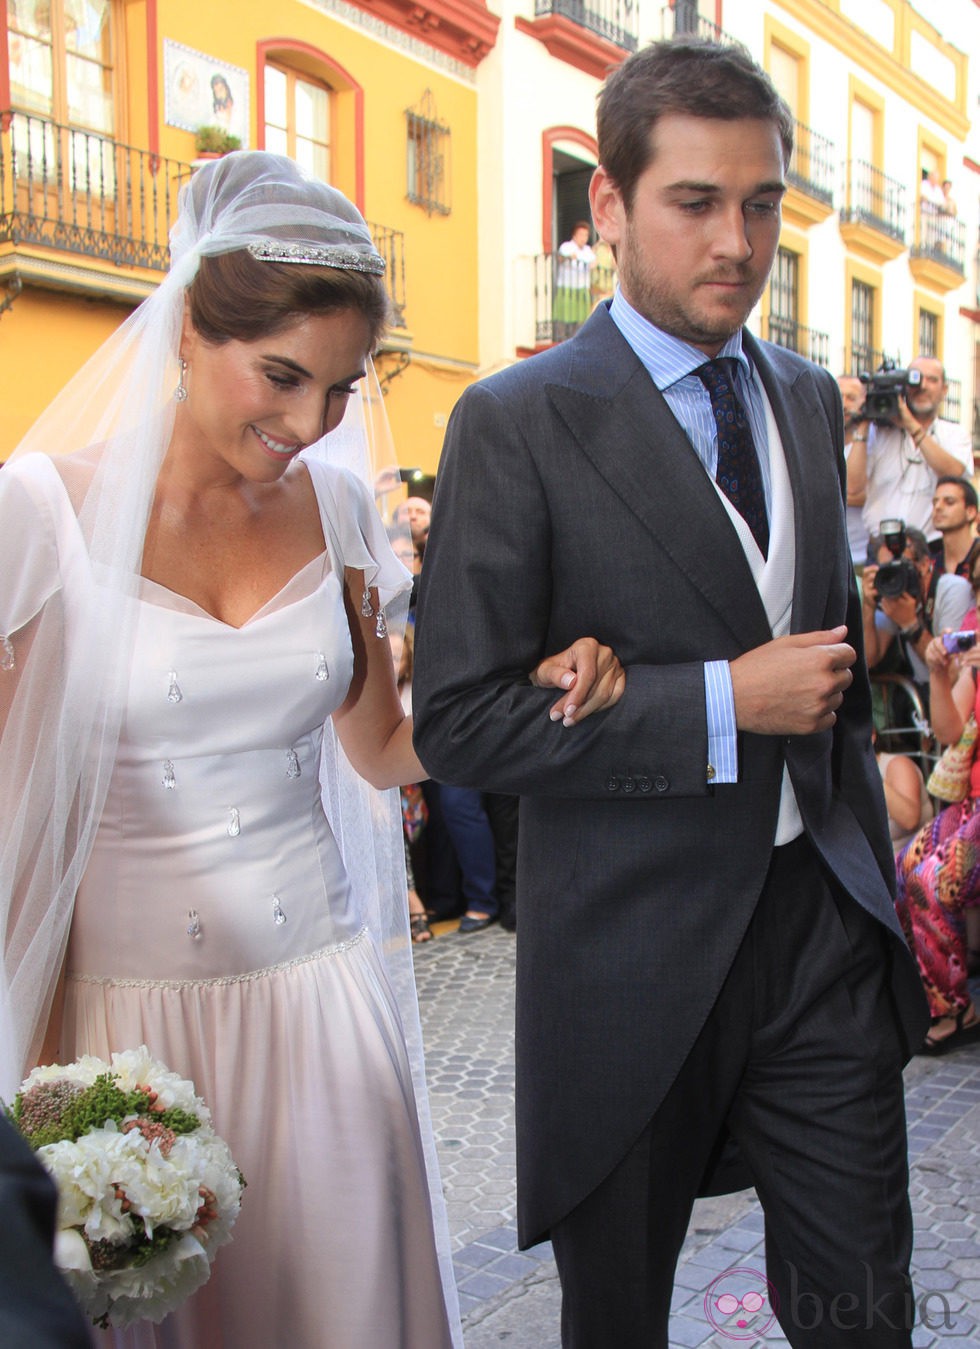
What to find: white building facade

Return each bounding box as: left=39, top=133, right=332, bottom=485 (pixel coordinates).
left=476, top=0, right=980, bottom=447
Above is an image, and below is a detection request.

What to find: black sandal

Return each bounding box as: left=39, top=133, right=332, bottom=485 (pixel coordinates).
left=410, top=913, right=434, bottom=943
left=919, top=1007, right=980, bottom=1056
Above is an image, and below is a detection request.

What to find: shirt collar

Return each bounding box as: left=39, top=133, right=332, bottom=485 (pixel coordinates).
left=609, top=288, right=751, bottom=392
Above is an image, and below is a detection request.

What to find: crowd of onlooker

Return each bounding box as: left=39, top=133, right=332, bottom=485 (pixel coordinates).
left=841, top=358, right=980, bottom=1054
left=387, top=492, right=518, bottom=942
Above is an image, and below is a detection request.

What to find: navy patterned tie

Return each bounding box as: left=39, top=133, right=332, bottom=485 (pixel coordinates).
left=696, top=359, right=769, bottom=558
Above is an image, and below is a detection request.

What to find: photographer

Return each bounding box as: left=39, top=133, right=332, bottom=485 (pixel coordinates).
left=852, top=356, right=973, bottom=542
left=862, top=526, right=973, bottom=695
left=837, top=373, right=870, bottom=567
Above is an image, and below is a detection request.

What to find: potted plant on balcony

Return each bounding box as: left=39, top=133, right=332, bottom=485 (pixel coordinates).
left=193, top=125, right=241, bottom=161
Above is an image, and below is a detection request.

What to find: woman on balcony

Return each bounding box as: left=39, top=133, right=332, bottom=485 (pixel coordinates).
left=552, top=220, right=596, bottom=341
left=0, top=151, right=621, bottom=1346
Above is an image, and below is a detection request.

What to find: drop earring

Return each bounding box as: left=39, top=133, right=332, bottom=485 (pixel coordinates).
left=175, top=358, right=188, bottom=403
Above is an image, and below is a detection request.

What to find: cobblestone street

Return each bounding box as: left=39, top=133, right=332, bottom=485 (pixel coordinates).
left=414, top=926, right=980, bottom=1348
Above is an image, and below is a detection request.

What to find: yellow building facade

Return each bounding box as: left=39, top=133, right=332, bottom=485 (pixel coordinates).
left=1, top=0, right=497, bottom=469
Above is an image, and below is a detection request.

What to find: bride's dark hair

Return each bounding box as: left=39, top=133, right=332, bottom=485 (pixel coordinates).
left=189, top=249, right=389, bottom=348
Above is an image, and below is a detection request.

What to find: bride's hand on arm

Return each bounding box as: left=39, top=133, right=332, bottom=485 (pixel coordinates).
left=531, top=637, right=625, bottom=726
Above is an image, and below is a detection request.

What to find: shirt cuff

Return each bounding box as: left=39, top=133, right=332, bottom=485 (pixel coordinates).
left=704, top=660, right=738, bottom=784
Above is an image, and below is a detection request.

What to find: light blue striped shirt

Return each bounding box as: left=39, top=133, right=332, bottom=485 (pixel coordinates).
left=608, top=290, right=767, bottom=784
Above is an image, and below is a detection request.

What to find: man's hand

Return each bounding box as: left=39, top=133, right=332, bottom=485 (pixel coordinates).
left=879, top=591, right=919, bottom=630
left=730, top=627, right=856, bottom=735
left=895, top=393, right=921, bottom=438
left=861, top=565, right=880, bottom=611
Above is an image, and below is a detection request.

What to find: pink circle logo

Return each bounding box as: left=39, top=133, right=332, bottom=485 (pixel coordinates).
left=703, top=1266, right=779, bottom=1340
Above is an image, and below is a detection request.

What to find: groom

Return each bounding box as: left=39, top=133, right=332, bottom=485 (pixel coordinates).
left=413, top=38, right=928, bottom=1348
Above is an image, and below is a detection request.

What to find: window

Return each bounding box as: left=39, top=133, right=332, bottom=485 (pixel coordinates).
left=768, top=247, right=799, bottom=348
left=851, top=279, right=876, bottom=372
left=7, top=0, right=116, bottom=194
left=7, top=0, right=113, bottom=135
left=918, top=309, right=939, bottom=358
left=264, top=62, right=330, bottom=182
left=405, top=90, right=450, bottom=217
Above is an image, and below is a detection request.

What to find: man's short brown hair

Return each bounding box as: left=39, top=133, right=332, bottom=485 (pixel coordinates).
left=596, top=38, right=794, bottom=212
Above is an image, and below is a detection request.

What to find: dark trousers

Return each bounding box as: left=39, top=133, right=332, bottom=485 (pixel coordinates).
left=420, top=781, right=497, bottom=918
left=550, top=838, right=914, bottom=1348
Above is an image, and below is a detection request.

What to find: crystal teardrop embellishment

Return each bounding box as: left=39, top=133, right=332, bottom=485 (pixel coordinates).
left=167, top=670, right=183, bottom=703
left=285, top=749, right=301, bottom=779
left=227, top=807, right=241, bottom=837
left=360, top=588, right=373, bottom=618
left=314, top=652, right=329, bottom=681
left=375, top=607, right=388, bottom=640
left=163, top=760, right=176, bottom=790
left=272, top=895, right=287, bottom=926
left=0, top=635, right=14, bottom=671
left=187, top=910, right=201, bottom=938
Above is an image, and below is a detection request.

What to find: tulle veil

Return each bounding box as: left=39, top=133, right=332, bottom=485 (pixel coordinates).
left=0, top=151, right=461, bottom=1340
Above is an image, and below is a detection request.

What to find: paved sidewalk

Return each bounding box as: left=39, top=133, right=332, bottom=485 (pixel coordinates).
left=414, top=926, right=980, bottom=1348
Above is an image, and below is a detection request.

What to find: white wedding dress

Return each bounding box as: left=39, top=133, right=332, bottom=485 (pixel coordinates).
left=28, top=454, right=455, bottom=1348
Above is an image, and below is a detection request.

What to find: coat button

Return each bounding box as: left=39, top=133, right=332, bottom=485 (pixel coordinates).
left=637, top=776, right=652, bottom=792
left=621, top=776, right=636, bottom=793
left=606, top=776, right=620, bottom=791
left=654, top=775, right=669, bottom=793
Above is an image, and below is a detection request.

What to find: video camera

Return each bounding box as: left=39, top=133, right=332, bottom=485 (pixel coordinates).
left=859, top=360, right=923, bottom=425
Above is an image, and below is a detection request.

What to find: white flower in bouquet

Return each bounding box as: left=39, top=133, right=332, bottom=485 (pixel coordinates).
left=7, top=1047, right=244, bottom=1329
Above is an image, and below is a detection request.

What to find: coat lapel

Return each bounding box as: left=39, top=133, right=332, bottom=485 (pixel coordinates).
left=547, top=309, right=772, bottom=651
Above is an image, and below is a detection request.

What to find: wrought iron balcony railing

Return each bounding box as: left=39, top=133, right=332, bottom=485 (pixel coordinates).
left=659, top=2, right=733, bottom=43
left=762, top=315, right=830, bottom=368
left=911, top=206, right=966, bottom=275
left=847, top=347, right=898, bottom=379
left=0, top=111, right=189, bottom=272
left=367, top=221, right=407, bottom=329
left=787, top=120, right=834, bottom=206
left=943, top=378, right=962, bottom=423
left=533, top=251, right=617, bottom=345
left=0, top=111, right=408, bottom=326
left=840, top=160, right=905, bottom=244
left=535, top=0, right=638, bottom=53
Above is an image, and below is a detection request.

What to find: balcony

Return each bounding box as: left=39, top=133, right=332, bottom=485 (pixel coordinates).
left=943, top=378, right=962, bottom=423
left=839, top=161, right=906, bottom=264
left=761, top=316, right=830, bottom=368
left=658, top=3, right=734, bottom=43
left=909, top=207, right=966, bottom=293
left=782, top=120, right=834, bottom=228
left=0, top=111, right=190, bottom=302
left=517, top=0, right=637, bottom=79
left=367, top=221, right=407, bottom=330
left=536, top=0, right=637, bottom=51
left=530, top=250, right=617, bottom=346
left=0, top=111, right=409, bottom=328
left=846, top=346, right=899, bottom=379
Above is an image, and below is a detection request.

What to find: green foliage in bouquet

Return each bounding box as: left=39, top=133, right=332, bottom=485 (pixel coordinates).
left=9, top=1073, right=201, bottom=1148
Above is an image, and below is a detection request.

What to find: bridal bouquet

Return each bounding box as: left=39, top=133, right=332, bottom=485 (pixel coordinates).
left=8, top=1047, right=244, bottom=1329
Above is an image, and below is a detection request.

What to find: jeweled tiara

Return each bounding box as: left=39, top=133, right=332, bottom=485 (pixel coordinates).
left=246, top=241, right=386, bottom=275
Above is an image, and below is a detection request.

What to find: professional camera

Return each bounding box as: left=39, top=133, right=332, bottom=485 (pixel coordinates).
left=875, top=558, right=920, bottom=600
left=859, top=361, right=923, bottom=425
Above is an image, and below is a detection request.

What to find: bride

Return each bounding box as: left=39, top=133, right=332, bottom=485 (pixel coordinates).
left=0, top=152, right=623, bottom=1346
